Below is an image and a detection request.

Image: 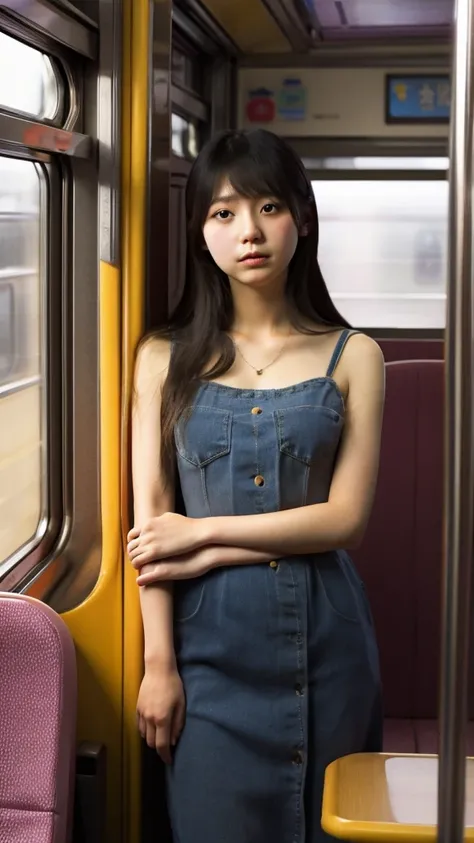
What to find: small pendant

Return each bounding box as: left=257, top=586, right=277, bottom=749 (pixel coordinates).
left=256, top=369, right=263, bottom=376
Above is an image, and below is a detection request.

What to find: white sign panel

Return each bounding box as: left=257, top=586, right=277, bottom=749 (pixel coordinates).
left=238, top=67, right=449, bottom=138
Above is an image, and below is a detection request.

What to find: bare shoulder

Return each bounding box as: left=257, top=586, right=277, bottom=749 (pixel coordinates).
left=134, top=334, right=171, bottom=395
left=340, top=333, right=385, bottom=399
left=345, top=332, right=385, bottom=367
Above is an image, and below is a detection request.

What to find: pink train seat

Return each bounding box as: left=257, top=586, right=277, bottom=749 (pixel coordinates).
left=352, top=359, right=474, bottom=754
left=0, top=593, right=77, bottom=843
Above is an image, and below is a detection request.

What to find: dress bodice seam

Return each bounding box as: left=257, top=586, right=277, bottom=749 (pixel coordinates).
left=195, top=375, right=345, bottom=408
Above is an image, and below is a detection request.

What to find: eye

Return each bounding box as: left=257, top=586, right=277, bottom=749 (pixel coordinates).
left=213, top=209, right=233, bottom=221
left=261, top=202, right=279, bottom=214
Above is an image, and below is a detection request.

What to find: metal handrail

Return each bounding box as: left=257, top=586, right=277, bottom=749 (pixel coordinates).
left=438, top=0, right=474, bottom=840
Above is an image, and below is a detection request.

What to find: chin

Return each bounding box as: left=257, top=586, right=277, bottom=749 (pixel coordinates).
left=233, top=267, right=285, bottom=289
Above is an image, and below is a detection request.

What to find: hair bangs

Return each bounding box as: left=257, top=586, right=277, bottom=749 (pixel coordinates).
left=189, top=131, right=305, bottom=235
left=226, top=154, right=287, bottom=204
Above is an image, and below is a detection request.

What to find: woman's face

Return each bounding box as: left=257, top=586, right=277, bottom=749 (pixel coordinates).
left=202, top=179, right=300, bottom=289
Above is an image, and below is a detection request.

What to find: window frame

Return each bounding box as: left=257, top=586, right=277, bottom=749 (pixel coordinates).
left=0, top=152, right=63, bottom=586
left=0, top=5, right=101, bottom=601
left=0, top=31, right=66, bottom=125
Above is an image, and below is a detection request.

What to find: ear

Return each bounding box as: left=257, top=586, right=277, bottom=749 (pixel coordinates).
left=299, top=223, right=310, bottom=237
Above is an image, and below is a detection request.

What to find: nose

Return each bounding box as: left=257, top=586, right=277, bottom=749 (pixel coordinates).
left=239, top=211, right=263, bottom=244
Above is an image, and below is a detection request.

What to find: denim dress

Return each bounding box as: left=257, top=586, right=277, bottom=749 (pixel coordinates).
left=166, top=329, right=382, bottom=843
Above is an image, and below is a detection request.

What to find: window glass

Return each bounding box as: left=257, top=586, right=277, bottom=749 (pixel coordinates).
left=0, top=32, right=60, bottom=121
left=313, top=178, right=448, bottom=328
left=172, top=46, right=204, bottom=97
left=172, top=112, right=199, bottom=159
left=0, top=284, right=14, bottom=379
left=305, top=156, right=448, bottom=171
left=0, top=157, right=44, bottom=566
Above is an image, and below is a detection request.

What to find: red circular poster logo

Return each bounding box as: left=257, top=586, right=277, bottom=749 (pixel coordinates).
left=246, top=88, right=275, bottom=123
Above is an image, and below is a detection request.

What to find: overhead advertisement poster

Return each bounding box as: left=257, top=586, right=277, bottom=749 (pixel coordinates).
left=239, top=67, right=450, bottom=138
left=386, top=75, right=450, bottom=123
left=246, top=78, right=307, bottom=124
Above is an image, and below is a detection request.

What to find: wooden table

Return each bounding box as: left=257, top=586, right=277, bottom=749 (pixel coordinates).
left=321, top=753, right=474, bottom=841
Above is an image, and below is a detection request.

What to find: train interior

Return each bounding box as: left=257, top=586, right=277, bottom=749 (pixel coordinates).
left=0, top=0, right=463, bottom=840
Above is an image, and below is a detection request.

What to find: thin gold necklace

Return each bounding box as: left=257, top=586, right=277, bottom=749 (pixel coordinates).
left=233, top=334, right=291, bottom=376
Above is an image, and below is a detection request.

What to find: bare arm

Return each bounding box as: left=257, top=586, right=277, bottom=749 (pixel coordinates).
left=131, top=337, right=176, bottom=669
left=128, top=335, right=385, bottom=578
left=135, top=544, right=281, bottom=585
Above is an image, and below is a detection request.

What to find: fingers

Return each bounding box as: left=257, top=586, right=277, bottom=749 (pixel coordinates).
left=136, top=558, right=205, bottom=584
left=135, top=563, right=163, bottom=585
left=171, top=696, right=186, bottom=747
left=145, top=720, right=156, bottom=751
left=128, top=539, right=158, bottom=567
left=127, top=534, right=143, bottom=562
left=127, top=537, right=148, bottom=561
left=130, top=550, right=152, bottom=569
left=155, top=722, right=173, bottom=765
left=136, top=569, right=158, bottom=586
left=138, top=705, right=185, bottom=763
left=139, top=713, right=173, bottom=765
left=127, top=528, right=156, bottom=565
left=136, top=563, right=175, bottom=585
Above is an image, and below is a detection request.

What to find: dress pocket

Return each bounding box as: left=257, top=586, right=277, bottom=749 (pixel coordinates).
left=175, top=406, right=232, bottom=467
left=174, top=579, right=206, bottom=623
left=316, top=552, right=362, bottom=624
left=275, top=405, right=342, bottom=466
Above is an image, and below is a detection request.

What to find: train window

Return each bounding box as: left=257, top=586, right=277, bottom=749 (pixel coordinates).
left=172, top=45, right=204, bottom=97
left=0, top=33, right=61, bottom=122
left=313, top=177, right=448, bottom=328
left=306, top=157, right=448, bottom=171
left=172, top=112, right=200, bottom=159
left=0, top=156, right=44, bottom=567
left=0, top=284, right=14, bottom=379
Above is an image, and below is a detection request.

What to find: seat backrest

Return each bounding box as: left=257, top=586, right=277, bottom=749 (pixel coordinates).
left=0, top=593, right=77, bottom=843
left=378, top=339, right=443, bottom=363
left=352, top=360, right=444, bottom=720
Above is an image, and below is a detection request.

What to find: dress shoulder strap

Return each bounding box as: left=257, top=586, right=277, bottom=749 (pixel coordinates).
left=326, top=329, right=361, bottom=378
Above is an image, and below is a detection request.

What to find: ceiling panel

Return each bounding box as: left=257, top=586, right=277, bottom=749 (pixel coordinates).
left=309, top=0, right=452, bottom=39
left=199, top=0, right=452, bottom=52
left=200, top=0, right=292, bottom=52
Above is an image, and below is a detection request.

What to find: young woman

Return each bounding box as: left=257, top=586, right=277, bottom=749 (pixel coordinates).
left=127, top=128, right=385, bottom=843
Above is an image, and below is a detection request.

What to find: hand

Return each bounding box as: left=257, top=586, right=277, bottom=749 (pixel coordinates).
left=128, top=512, right=208, bottom=566
left=136, top=546, right=217, bottom=585
left=137, top=666, right=186, bottom=764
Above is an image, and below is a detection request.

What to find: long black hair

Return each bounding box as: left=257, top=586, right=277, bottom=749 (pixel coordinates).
left=156, top=129, right=350, bottom=483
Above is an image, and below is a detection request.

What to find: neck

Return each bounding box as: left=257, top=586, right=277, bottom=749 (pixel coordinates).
left=229, top=278, right=291, bottom=339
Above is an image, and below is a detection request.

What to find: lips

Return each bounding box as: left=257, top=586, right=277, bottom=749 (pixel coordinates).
left=239, top=252, right=269, bottom=263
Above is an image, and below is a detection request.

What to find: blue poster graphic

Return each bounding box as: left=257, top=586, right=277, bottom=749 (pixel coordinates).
left=386, top=75, right=450, bottom=121
left=277, top=78, right=307, bottom=121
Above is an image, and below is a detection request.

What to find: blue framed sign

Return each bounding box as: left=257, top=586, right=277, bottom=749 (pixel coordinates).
left=386, top=74, right=450, bottom=123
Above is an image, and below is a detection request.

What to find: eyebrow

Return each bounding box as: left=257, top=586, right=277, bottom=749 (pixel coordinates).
left=209, top=192, right=240, bottom=207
